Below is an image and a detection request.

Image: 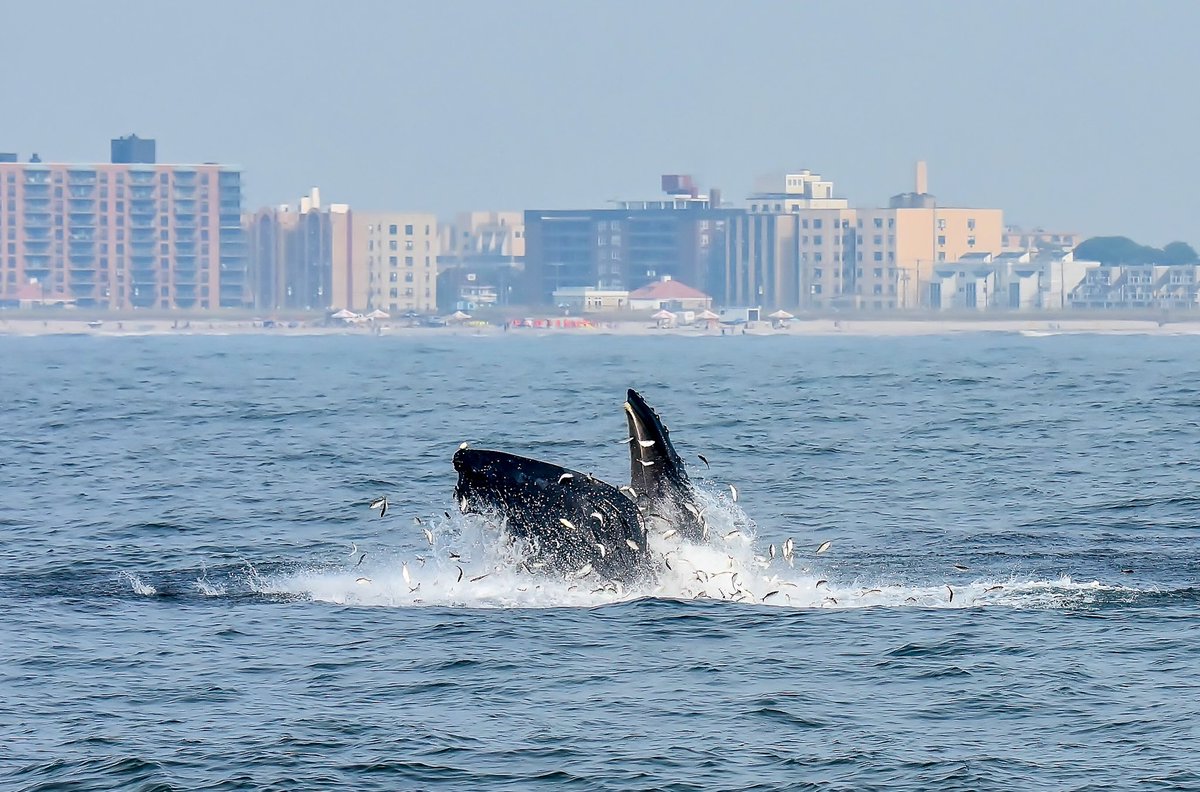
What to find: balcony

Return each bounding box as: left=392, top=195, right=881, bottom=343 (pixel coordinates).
left=130, top=185, right=156, bottom=199
left=68, top=212, right=96, bottom=227
left=23, top=198, right=51, bottom=212
left=24, top=227, right=51, bottom=241
left=68, top=249, right=96, bottom=265
left=128, top=170, right=156, bottom=185
left=68, top=198, right=96, bottom=212
left=23, top=170, right=50, bottom=185
left=131, top=271, right=157, bottom=289
left=67, top=170, right=97, bottom=185
left=23, top=239, right=52, bottom=253
left=69, top=281, right=97, bottom=296
left=24, top=257, right=52, bottom=277
left=22, top=183, right=50, bottom=198
left=68, top=185, right=95, bottom=199
left=172, top=170, right=197, bottom=186
left=130, top=287, right=157, bottom=308
left=173, top=186, right=196, bottom=199
left=173, top=214, right=197, bottom=228
left=23, top=212, right=52, bottom=227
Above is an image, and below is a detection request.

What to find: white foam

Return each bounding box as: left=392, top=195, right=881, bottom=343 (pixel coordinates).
left=194, top=578, right=226, bottom=596
left=119, top=571, right=157, bottom=597
left=252, top=488, right=1135, bottom=611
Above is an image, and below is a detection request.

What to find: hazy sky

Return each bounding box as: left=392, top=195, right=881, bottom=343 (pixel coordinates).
left=5, top=1, right=1197, bottom=244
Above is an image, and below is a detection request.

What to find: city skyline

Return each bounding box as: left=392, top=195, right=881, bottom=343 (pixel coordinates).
left=3, top=1, right=1197, bottom=246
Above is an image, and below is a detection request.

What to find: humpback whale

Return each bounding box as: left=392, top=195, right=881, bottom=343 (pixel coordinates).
left=451, top=389, right=704, bottom=581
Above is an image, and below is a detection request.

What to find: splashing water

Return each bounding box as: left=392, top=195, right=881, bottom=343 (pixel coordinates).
left=250, top=486, right=1136, bottom=611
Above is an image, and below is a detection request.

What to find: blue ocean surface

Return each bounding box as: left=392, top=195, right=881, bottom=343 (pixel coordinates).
left=1, top=332, right=1199, bottom=791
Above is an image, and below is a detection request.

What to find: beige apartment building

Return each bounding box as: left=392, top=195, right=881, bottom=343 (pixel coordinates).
left=853, top=163, right=1003, bottom=308
left=723, top=163, right=1003, bottom=310
left=439, top=211, right=524, bottom=260
left=725, top=171, right=856, bottom=309
left=1, top=135, right=248, bottom=310
left=351, top=212, right=438, bottom=314
left=247, top=191, right=437, bottom=314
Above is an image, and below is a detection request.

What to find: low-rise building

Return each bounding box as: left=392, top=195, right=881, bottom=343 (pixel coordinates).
left=552, top=287, right=629, bottom=312
left=627, top=276, right=712, bottom=311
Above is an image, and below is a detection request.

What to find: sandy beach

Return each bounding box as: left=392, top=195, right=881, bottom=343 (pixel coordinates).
left=3, top=316, right=1200, bottom=338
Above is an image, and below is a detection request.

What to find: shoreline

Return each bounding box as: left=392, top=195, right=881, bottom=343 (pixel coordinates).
left=2, top=317, right=1200, bottom=338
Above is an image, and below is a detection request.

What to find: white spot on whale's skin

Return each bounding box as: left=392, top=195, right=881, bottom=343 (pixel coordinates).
left=558, top=473, right=574, bottom=484
left=356, top=577, right=371, bottom=586
left=638, top=459, right=655, bottom=467
left=559, top=518, right=575, bottom=530
left=625, top=539, right=640, bottom=551
left=591, top=511, right=604, bottom=525
left=572, top=564, right=593, bottom=579
left=596, top=543, right=607, bottom=558
left=638, top=439, right=656, bottom=448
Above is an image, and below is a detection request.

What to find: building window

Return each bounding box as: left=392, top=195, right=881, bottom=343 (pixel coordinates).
left=813, top=268, right=823, bottom=279
left=813, top=219, right=822, bottom=229
left=389, top=255, right=397, bottom=266
left=389, top=272, right=398, bottom=282
left=389, top=288, right=398, bottom=298
left=873, top=252, right=882, bottom=261
left=874, top=268, right=883, bottom=278
left=405, top=256, right=414, bottom=266
left=967, top=218, right=976, bottom=230
left=405, top=224, right=413, bottom=235
left=406, top=240, right=414, bottom=251
left=873, top=218, right=883, bottom=229
left=967, top=236, right=976, bottom=247
left=937, top=219, right=946, bottom=230
left=813, top=235, right=822, bottom=245
left=937, top=235, right=946, bottom=246
left=389, top=240, right=397, bottom=251
left=405, top=272, right=414, bottom=283
left=814, top=253, right=823, bottom=263
left=389, top=224, right=397, bottom=234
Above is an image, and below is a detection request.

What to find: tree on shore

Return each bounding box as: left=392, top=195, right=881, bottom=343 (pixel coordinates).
left=1075, top=236, right=1199, bottom=266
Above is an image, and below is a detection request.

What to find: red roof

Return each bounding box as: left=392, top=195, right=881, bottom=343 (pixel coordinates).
left=628, top=279, right=709, bottom=300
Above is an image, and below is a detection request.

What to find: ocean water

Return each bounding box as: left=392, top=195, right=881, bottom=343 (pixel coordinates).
left=2, top=331, right=1199, bottom=790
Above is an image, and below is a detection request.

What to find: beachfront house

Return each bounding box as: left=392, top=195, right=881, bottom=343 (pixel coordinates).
left=628, top=276, right=713, bottom=311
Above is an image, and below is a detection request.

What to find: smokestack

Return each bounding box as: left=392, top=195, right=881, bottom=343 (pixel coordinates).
left=915, top=160, right=928, bottom=195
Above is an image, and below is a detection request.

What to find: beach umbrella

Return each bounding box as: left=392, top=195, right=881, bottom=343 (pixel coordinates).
left=367, top=309, right=390, bottom=320
left=448, top=310, right=472, bottom=322
left=651, top=309, right=676, bottom=321
left=696, top=309, right=720, bottom=320
left=768, top=309, right=795, bottom=320
left=331, top=308, right=357, bottom=319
